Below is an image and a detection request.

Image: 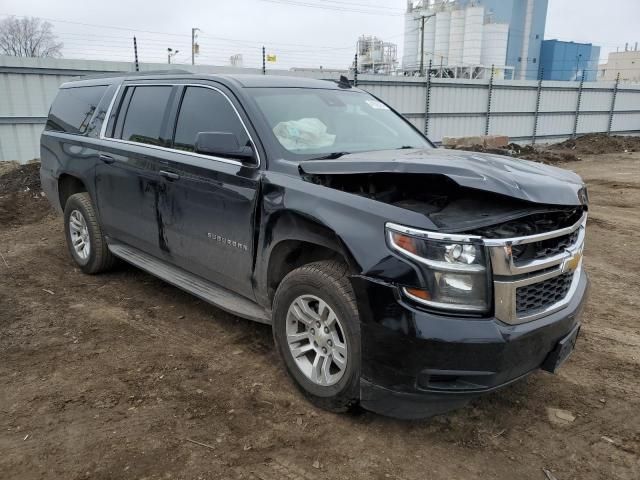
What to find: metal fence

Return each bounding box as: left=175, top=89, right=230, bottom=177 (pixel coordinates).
left=358, top=73, right=640, bottom=144
left=2, top=55, right=640, bottom=163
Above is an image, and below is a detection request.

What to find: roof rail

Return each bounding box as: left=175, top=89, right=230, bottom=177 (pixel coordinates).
left=68, top=69, right=193, bottom=81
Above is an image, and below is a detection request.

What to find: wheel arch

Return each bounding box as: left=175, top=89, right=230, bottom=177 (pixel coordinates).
left=58, top=173, right=88, bottom=210
left=258, top=210, right=361, bottom=307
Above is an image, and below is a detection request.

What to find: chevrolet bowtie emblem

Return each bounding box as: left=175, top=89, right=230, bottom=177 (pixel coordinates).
left=562, top=251, right=582, bottom=273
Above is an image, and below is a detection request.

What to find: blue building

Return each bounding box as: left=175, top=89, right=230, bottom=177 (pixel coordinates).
left=539, top=40, right=601, bottom=81
left=454, top=0, right=549, bottom=80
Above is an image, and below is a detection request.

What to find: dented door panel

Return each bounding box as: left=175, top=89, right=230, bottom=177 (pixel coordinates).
left=158, top=155, right=260, bottom=301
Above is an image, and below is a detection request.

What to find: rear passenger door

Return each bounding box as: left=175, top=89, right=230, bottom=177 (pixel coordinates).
left=96, top=84, right=176, bottom=256
left=157, top=84, right=261, bottom=300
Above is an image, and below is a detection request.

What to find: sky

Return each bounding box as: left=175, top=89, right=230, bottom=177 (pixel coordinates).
left=0, top=0, right=638, bottom=70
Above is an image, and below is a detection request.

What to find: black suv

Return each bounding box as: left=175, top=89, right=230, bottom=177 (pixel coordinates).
left=40, top=73, right=588, bottom=418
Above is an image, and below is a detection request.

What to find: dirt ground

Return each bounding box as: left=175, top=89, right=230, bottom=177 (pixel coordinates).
left=1, top=152, right=639, bottom=480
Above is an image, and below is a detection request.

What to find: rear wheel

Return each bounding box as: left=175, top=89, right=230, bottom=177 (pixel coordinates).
left=63, top=192, right=116, bottom=274
left=273, top=260, right=360, bottom=412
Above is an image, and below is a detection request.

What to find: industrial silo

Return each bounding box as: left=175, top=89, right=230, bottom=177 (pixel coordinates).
left=481, top=23, right=509, bottom=68
left=402, top=8, right=420, bottom=70
left=448, top=8, right=465, bottom=66
left=462, top=6, right=484, bottom=66
left=434, top=9, right=451, bottom=67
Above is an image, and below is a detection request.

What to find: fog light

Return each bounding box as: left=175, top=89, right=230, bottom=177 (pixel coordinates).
left=441, top=273, right=473, bottom=291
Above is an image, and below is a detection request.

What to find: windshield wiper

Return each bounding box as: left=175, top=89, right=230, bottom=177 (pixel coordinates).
left=398, top=145, right=416, bottom=149
left=312, top=152, right=351, bottom=160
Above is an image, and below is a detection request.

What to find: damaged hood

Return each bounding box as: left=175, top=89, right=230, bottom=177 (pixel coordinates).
left=299, top=148, right=586, bottom=206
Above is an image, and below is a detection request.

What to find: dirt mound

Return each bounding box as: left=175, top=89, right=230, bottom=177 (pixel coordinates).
left=451, top=143, right=579, bottom=165
left=0, top=162, right=42, bottom=194
left=0, top=161, right=52, bottom=229
left=550, top=133, right=640, bottom=155
left=447, top=134, right=640, bottom=164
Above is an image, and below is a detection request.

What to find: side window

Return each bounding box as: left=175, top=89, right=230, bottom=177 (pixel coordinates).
left=118, top=86, right=172, bottom=146
left=45, top=85, right=108, bottom=134
left=173, top=87, right=250, bottom=154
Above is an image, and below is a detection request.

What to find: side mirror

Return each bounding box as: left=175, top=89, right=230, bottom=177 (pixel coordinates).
left=194, top=131, right=256, bottom=163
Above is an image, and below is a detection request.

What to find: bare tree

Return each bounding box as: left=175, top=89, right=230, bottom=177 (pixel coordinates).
left=0, top=16, right=63, bottom=58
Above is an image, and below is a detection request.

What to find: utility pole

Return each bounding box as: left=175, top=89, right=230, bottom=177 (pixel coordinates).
left=262, top=46, right=266, bottom=75
left=191, top=28, right=200, bottom=65
left=419, top=15, right=425, bottom=75
left=133, top=36, right=139, bottom=72
left=418, top=11, right=435, bottom=76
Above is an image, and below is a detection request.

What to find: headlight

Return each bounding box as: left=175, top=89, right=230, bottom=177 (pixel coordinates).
left=386, top=224, right=490, bottom=313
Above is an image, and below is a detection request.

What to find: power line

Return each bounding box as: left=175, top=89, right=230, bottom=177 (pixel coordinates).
left=252, top=0, right=403, bottom=15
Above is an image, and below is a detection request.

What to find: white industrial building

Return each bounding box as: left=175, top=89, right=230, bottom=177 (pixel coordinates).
left=403, top=0, right=510, bottom=79
left=599, top=45, right=640, bottom=83
left=403, top=0, right=548, bottom=80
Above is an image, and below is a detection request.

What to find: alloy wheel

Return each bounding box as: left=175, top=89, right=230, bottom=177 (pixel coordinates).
left=69, top=209, right=90, bottom=261
left=285, top=294, right=348, bottom=386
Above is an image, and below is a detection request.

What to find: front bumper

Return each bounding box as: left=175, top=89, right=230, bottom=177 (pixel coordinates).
left=352, top=269, right=589, bottom=419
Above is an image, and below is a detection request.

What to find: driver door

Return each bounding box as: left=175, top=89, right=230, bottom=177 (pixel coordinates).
left=156, top=84, right=261, bottom=300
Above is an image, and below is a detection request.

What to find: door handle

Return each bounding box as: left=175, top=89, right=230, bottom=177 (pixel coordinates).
left=159, top=170, right=180, bottom=181
left=99, top=154, right=115, bottom=164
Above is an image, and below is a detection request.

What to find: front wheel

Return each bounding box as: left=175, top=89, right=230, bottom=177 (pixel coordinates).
left=272, top=260, right=361, bottom=413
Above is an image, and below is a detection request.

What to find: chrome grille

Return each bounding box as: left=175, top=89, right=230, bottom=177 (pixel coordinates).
left=485, top=213, right=586, bottom=325
left=516, top=272, right=574, bottom=315
left=513, top=230, right=580, bottom=263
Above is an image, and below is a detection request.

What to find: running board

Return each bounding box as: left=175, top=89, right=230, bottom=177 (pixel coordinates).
left=108, top=242, right=270, bottom=324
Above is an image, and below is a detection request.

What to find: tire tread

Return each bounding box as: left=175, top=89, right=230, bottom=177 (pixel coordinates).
left=273, top=259, right=360, bottom=413
left=64, top=192, right=116, bottom=274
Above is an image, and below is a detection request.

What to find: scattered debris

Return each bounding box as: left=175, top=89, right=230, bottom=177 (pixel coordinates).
left=547, top=407, right=576, bottom=425
left=185, top=438, right=216, bottom=451
left=23, top=434, right=29, bottom=441
left=312, top=460, right=320, bottom=469
left=542, top=468, right=558, bottom=480
left=601, top=436, right=615, bottom=444
left=42, top=289, right=55, bottom=295
left=0, top=251, right=8, bottom=268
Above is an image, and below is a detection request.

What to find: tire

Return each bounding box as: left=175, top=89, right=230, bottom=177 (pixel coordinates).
left=272, top=260, right=360, bottom=413
left=63, top=192, right=116, bottom=274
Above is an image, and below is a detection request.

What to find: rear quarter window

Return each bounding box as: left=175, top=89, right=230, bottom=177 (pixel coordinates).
left=45, top=85, right=108, bottom=134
